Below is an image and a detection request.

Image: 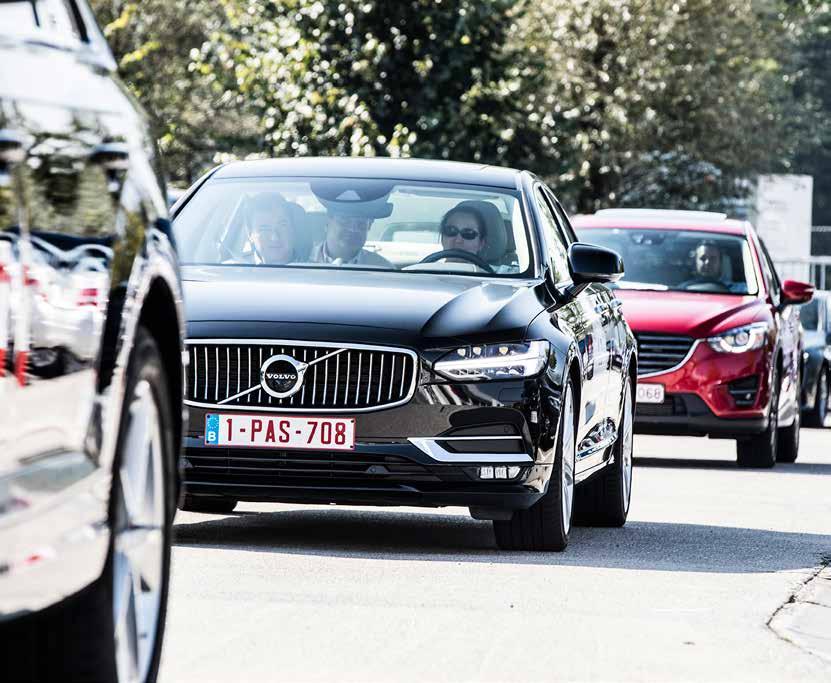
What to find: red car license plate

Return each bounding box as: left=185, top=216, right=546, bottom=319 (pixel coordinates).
left=205, top=413, right=355, bottom=451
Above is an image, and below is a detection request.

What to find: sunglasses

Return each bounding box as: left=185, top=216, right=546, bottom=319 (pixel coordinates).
left=441, top=224, right=482, bottom=240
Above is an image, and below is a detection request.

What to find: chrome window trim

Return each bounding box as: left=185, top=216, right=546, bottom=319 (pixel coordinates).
left=184, top=338, right=419, bottom=413
left=638, top=339, right=701, bottom=379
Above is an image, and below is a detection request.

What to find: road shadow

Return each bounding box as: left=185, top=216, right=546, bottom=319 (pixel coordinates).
left=173, top=507, right=831, bottom=574
left=634, top=456, right=831, bottom=476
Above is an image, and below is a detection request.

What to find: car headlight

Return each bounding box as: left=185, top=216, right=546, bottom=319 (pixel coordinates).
left=433, top=341, right=549, bottom=381
left=707, top=323, right=768, bottom=354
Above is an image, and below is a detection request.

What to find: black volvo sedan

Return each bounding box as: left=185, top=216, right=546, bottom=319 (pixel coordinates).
left=172, top=158, right=636, bottom=551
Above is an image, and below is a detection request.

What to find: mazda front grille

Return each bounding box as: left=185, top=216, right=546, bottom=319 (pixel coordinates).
left=635, top=333, right=696, bottom=376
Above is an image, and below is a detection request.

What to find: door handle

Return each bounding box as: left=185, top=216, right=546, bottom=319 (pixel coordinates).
left=0, top=129, right=28, bottom=164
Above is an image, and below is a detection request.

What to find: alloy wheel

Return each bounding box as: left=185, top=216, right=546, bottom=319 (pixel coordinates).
left=113, top=379, right=165, bottom=683
left=621, top=382, right=634, bottom=513
left=769, top=378, right=780, bottom=456
left=560, top=385, right=576, bottom=536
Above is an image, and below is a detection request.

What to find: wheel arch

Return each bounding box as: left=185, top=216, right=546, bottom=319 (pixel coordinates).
left=138, top=277, right=184, bottom=472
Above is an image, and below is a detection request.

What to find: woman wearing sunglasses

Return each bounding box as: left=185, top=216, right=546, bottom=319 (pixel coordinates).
left=439, top=204, right=488, bottom=258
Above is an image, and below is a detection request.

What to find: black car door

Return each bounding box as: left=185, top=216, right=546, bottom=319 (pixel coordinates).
left=532, top=185, right=610, bottom=466
left=548, top=192, right=625, bottom=422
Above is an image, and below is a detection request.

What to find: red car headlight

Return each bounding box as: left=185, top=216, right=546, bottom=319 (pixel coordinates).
left=707, top=323, right=768, bottom=354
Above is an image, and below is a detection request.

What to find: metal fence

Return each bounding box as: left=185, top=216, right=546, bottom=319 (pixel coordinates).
left=773, top=256, right=831, bottom=290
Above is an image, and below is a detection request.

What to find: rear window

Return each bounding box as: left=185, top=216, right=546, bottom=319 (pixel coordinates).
left=578, top=227, right=759, bottom=295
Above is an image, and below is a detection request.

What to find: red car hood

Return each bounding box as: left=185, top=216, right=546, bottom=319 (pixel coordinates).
left=614, top=289, right=765, bottom=338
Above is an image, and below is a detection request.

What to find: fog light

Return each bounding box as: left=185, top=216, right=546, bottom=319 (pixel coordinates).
left=479, top=465, right=523, bottom=480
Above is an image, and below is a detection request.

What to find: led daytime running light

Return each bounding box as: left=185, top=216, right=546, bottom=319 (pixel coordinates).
left=434, top=341, right=549, bottom=380
left=707, top=323, right=768, bottom=354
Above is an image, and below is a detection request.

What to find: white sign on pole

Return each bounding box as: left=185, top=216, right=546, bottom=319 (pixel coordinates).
left=752, top=175, right=813, bottom=280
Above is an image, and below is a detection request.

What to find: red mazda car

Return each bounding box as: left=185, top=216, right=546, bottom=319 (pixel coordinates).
left=574, top=209, right=813, bottom=467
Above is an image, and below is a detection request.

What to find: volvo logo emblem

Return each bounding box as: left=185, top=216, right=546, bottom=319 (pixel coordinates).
left=260, top=354, right=308, bottom=398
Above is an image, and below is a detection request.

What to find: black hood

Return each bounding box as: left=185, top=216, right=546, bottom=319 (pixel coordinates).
left=183, top=266, right=547, bottom=347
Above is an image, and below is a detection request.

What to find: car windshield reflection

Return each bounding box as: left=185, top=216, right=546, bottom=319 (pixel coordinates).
left=173, top=177, right=532, bottom=277
left=582, top=228, right=759, bottom=295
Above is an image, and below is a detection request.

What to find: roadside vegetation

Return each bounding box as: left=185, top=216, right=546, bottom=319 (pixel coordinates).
left=90, top=0, right=831, bottom=219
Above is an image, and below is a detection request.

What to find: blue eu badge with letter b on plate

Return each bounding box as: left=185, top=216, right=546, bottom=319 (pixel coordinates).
left=205, top=413, right=219, bottom=445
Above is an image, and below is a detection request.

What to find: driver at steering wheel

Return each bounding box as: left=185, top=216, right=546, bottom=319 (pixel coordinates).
left=693, top=242, right=722, bottom=280
left=678, top=240, right=742, bottom=292
left=440, top=206, right=487, bottom=257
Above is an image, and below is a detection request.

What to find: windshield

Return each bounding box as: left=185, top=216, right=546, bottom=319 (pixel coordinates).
left=578, top=228, right=759, bottom=295
left=174, top=177, right=532, bottom=277
left=800, top=298, right=821, bottom=331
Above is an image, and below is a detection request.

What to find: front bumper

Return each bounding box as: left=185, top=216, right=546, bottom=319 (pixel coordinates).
left=634, top=393, right=768, bottom=438
left=635, top=341, right=771, bottom=437
left=181, top=377, right=556, bottom=510
left=182, top=438, right=549, bottom=510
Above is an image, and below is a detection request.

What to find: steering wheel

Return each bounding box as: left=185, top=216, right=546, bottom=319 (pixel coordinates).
left=677, top=278, right=730, bottom=293
left=416, top=248, right=494, bottom=273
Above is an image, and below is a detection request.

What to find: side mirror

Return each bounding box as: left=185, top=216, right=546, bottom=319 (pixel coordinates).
left=781, top=279, right=814, bottom=307
left=568, top=242, right=624, bottom=285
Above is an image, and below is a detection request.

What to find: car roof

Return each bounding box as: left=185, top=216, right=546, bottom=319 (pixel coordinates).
left=212, top=157, right=522, bottom=189
left=572, top=208, right=750, bottom=236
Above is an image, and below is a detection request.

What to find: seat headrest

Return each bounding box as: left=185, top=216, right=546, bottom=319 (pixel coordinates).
left=448, top=200, right=507, bottom=263
left=284, top=201, right=311, bottom=259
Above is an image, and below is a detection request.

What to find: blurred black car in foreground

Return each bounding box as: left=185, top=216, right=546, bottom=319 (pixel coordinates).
left=173, top=157, right=636, bottom=551
left=800, top=291, right=831, bottom=427
left=0, top=2, right=185, bottom=681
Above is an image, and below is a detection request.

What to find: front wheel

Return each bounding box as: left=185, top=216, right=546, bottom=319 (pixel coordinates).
left=805, top=368, right=828, bottom=429
left=493, top=379, right=576, bottom=551
left=1, top=326, right=175, bottom=683
left=737, top=370, right=779, bottom=468
left=573, top=374, right=634, bottom=526
left=110, top=327, right=175, bottom=683
left=777, top=391, right=801, bottom=464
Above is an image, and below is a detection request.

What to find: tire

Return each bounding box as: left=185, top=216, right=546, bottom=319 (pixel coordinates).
left=573, top=374, right=634, bottom=527
left=493, top=379, right=576, bottom=551
left=737, top=369, right=780, bottom=468
left=805, top=367, right=828, bottom=429
left=180, top=495, right=237, bottom=514
left=1, top=326, right=175, bottom=683
left=777, top=379, right=801, bottom=464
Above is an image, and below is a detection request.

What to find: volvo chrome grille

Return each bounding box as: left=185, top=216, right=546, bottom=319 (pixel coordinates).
left=635, top=333, right=696, bottom=376
left=185, top=340, right=418, bottom=412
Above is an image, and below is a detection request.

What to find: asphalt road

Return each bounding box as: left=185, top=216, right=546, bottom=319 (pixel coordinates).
left=160, top=429, right=831, bottom=682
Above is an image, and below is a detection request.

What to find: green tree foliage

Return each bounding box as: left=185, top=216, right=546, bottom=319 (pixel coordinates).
left=192, top=0, right=550, bottom=167
left=526, top=0, right=798, bottom=212
left=90, top=0, right=261, bottom=182
left=783, top=1, right=831, bottom=224
left=90, top=0, right=824, bottom=215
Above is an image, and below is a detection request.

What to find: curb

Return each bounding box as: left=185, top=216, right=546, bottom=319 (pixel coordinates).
left=769, top=564, right=831, bottom=664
